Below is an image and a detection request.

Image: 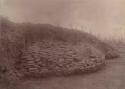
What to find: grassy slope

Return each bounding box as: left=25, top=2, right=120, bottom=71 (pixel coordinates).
left=0, top=17, right=119, bottom=81
left=0, top=17, right=119, bottom=59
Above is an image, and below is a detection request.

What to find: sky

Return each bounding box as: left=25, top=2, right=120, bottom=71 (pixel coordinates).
left=1, top=0, right=125, bottom=39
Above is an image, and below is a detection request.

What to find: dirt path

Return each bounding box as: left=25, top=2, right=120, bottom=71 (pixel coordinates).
left=1, top=43, right=125, bottom=89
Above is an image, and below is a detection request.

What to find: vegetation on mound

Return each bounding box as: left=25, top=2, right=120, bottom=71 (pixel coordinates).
left=0, top=17, right=119, bottom=80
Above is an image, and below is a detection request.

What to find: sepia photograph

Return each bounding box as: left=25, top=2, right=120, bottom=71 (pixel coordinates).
left=0, top=0, right=125, bottom=89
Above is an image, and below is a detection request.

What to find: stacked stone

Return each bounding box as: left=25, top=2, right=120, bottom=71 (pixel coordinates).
left=15, top=40, right=105, bottom=78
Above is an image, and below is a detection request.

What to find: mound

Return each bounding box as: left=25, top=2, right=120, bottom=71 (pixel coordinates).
left=0, top=17, right=119, bottom=59
left=0, top=17, right=119, bottom=80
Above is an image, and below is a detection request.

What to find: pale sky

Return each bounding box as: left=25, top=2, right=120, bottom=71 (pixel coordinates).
left=1, top=0, right=125, bottom=39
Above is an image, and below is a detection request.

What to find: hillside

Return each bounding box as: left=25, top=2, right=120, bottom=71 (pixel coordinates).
left=0, top=17, right=119, bottom=81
